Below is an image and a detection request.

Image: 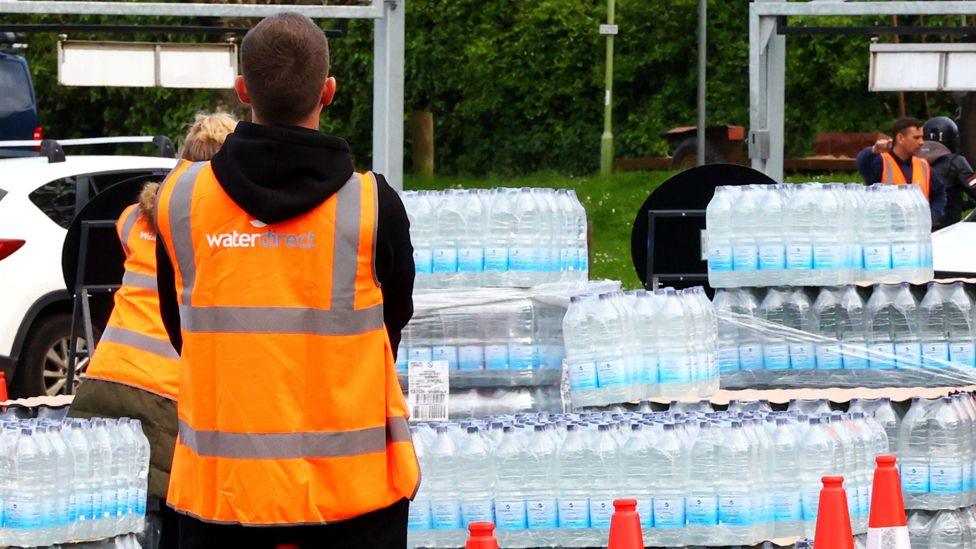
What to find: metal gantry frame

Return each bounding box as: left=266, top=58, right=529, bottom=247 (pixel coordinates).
left=750, top=1, right=976, bottom=183
left=0, top=1, right=407, bottom=189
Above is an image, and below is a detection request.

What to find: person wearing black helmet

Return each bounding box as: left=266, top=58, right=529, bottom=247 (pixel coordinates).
left=919, top=116, right=976, bottom=227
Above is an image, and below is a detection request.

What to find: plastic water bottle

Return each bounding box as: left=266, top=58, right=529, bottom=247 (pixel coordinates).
left=657, top=288, right=694, bottom=392
left=569, top=190, right=589, bottom=280
left=634, top=291, right=661, bottom=391
left=457, top=426, right=494, bottom=527
left=592, top=294, right=628, bottom=403
left=712, top=289, right=741, bottom=375
left=756, top=184, right=788, bottom=286
left=492, top=426, right=526, bottom=546
left=812, top=287, right=846, bottom=373
left=586, top=423, right=619, bottom=545
left=786, top=184, right=817, bottom=286
left=31, top=424, right=57, bottom=545
left=44, top=423, right=74, bottom=541
left=891, top=283, right=921, bottom=374
left=620, top=424, right=653, bottom=531
left=556, top=424, right=591, bottom=547
left=524, top=423, right=558, bottom=547
left=800, top=417, right=833, bottom=538
left=920, top=283, right=950, bottom=369
left=431, top=190, right=462, bottom=288
left=837, top=286, right=869, bottom=370
left=930, top=508, right=969, bottom=549
left=731, top=186, right=761, bottom=287
left=890, top=186, right=918, bottom=282
left=408, top=191, right=436, bottom=288
left=845, top=183, right=867, bottom=281
left=8, top=428, right=44, bottom=547
left=686, top=421, right=720, bottom=545
left=458, top=190, right=487, bottom=288
left=863, top=185, right=894, bottom=280
left=812, top=184, right=846, bottom=286
left=427, top=426, right=461, bottom=545
left=408, top=429, right=432, bottom=543
left=485, top=189, right=516, bottom=287
left=126, top=419, right=150, bottom=534
left=537, top=189, right=560, bottom=283
left=64, top=420, right=94, bottom=541
left=771, top=417, right=803, bottom=538
left=899, top=398, right=933, bottom=503
left=649, top=423, right=687, bottom=545
left=706, top=186, right=735, bottom=287
left=850, top=397, right=900, bottom=459
left=945, top=282, right=976, bottom=368
left=717, top=421, right=756, bottom=544
left=556, top=190, right=580, bottom=282
left=511, top=188, right=542, bottom=287
left=563, top=296, right=598, bottom=404
left=930, top=397, right=965, bottom=508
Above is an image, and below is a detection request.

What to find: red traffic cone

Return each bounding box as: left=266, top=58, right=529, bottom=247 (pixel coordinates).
left=608, top=498, right=644, bottom=549
left=814, top=476, right=855, bottom=549
left=0, top=370, right=8, bottom=402
left=465, top=521, right=499, bottom=549
left=867, top=455, right=910, bottom=549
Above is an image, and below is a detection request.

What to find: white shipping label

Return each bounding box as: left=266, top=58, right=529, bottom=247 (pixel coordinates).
left=408, top=360, right=449, bottom=421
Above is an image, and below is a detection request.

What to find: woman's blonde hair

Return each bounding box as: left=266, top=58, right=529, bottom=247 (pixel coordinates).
left=178, top=111, right=238, bottom=162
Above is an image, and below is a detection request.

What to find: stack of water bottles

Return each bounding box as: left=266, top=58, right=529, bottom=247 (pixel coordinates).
left=407, top=403, right=889, bottom=548
left=714, top=282, right=976, bottom=389
left=402, top=188, right=589, bottom=289
left=0, top=416, right=150, bottom=547
left=908, top=507, right=976, bottom=548
left=562, top=287, right=718, bottom=407
left=706, top=183, right=933, bottom=288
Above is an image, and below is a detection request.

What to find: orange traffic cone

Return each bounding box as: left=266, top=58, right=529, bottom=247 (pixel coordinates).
left=465, top=521, right=499, bottom=549
left=867, top=455, right=910, bottom=549
left=0, top=370, right=8, bottom=402
left=608, top=498, right=644, bottom=549
left=814, top=476, right=855, bottom=549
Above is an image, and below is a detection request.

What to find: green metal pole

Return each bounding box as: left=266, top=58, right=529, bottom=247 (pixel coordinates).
left=599, top=0, right=615, bottom=176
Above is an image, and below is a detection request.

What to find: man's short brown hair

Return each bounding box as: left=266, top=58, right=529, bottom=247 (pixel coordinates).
left=241, top=13, right=330, bottom=126
left=891, top=117, right=923, bottom=137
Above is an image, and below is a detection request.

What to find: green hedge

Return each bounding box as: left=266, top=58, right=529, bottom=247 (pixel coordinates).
left=18, top=5, right=959, bottom=175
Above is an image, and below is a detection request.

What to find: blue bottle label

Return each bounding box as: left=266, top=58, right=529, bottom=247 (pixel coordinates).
left=509, top=344, right=536, bottom=370
left=56, top=495, right=70, bottom=525
left=641, top=354, right=659, bottom=383
left=413, top=249, right=434, bottom=274
left=561, top=248, right=579, bottom=271
left=759, top=244, right=786, bottom=270
left=732, top=245, right=758, bottom=271
left=816, top=344, right=843, bottom=370
left=892, top=243, right=920, bottom=269
left=432, top=346, right=458, bottom=370
left=458, top=247, right=485, bottom=273
left=433, top=248, right=458, bottom=273
left=597, top=359, right=626, bottom=387
left=659, top=355, right=691, bottom=383
left=653, top=497, right=685, bottom=528
left=485, top=345, right=508, bottom=369
left=801, top=491, right=820, bottom=521
left=589, top=499, right=614, bottom=528
left=814, top=244, right=845, bottom=271
left=790, top=343, right=816, bottom=370
left=485, top=247, right=508, bottom=271
left=841, top=344, right=868, bottom=369
left=869, top=342, right=897, bottom=369
left=863, top=244, right=892, bottom=271
left=763, top=343, right=790, bottom=370
left=527, top=498, right=558, bottom=529
left=850, top=244, right=864, bottom=269
left=557, top=498, right=589, bottom=528
left=717, top=346, right=740, bottom=373
left=408, top=501, right=432, bottom=531
left=901, top=464, right=930, bottom=493
left=930, top=463, right=963, bottom=494
left=719, top=495, right=753, bottom=526
left=922, top=341, right=950, bottom=367
left=635, top=497, right=652, bottom=529
left=895, top=342, right=922, bottom=369
left=964, top=462, right=974, bottom=493
left=431, top=499, right=461, bottom=530
left=458, top=346, right=484, bottom=371
left=103, top=489, right=118, bottom=518
left=6, top=499, right=41, bottom=530
left=950, top=342, right=976, bottom=367
left=494, top=499, right=527, bottom=530
left=509, top=247, right=536, bottom=272
left=773, top=492, right=802, bottom=522
left=708, top=245, right=733, bottom=272
left=685, top=495, right=718, bottom=526
left=787, top=244, right=813, bottom=270
left=461, top=499, right=494, bottom=526
left=136, top=487, right=147, bottom=515
left=91, top=491, right=103, bottom=520
left=409, top=347, right=433, bottom=362
left=568, top=360, right=598, bottom=390
left=738, top=344, right=763, bottom=371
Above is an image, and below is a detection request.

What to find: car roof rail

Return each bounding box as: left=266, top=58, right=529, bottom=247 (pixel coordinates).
left=0, top=135, right=175, bottom=163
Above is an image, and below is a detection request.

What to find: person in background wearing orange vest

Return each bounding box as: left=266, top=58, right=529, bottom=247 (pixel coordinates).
left=153, top=13, right=418, bottom=549
left=69, top=111, right=237, bottom=549
left=856, top=116, right=948, bottom=227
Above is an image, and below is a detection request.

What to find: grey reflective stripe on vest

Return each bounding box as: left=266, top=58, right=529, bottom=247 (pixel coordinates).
left=178, top=303, right=384, bottom=335
left=169, top=171, right=382, bottom=336
left=122, top=270, right=158, bottom=291
left=168, top=162, right=207, bottom=307
left=118, top=206, right=141, bottom=256
left=100, top=326, right=179, bottom=360
left=179, top=416, right=411, bottom=459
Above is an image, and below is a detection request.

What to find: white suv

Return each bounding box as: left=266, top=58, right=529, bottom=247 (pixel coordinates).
left=0, top=143, right=176, bottom=397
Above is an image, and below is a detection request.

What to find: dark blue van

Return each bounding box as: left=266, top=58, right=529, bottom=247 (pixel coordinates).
left=0, top=51, right=40, bottom=142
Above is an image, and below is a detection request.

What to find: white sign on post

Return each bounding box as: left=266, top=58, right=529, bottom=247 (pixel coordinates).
left=408, top=360, right=449, bottom=422
left=599, top=24, right=619, bottom=35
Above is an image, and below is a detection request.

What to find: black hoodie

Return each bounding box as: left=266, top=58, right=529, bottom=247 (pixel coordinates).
left=155, top=121, right=415, bottom=355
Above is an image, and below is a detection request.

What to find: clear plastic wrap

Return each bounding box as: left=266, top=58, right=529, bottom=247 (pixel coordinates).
left=907, top=506, right=976, bottom=549
left=715, top=284, right=976, bottom=390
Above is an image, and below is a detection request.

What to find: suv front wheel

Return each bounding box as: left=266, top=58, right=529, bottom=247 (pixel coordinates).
left=14, top=313, right=92, bottom=397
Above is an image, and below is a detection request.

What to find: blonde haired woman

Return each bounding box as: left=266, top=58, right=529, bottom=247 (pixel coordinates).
left=70, top=112, right=237, bottom=548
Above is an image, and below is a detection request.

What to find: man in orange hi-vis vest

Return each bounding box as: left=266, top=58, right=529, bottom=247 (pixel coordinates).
left=154, top=13, right=418, bottom=549
left=856, top=116, right=948, bottom=226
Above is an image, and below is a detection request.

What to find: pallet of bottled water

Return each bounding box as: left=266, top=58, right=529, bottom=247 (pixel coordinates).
left=706, top=183, right=933, bottom=288
left=0, top=417, right=150, bottom=547
left=908, top=507, right=976, bottom=548
left=714, top=283, right=976, bottom=389
left=563, top=287, right=719, bottom=408
left=402, top=188, right=589, bottom=290
left=406, top=403, right=889, bottom=548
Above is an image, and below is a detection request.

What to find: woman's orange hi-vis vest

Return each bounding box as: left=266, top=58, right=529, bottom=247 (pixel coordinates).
left=85, top=203, right=180, bottom=400
left=880, top=152, right=932, bottom=198
left=155, top=161, right=419, bottom=526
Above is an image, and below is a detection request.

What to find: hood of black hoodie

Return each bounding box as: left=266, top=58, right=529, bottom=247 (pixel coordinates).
left=210, top=121, right=355, bottom=224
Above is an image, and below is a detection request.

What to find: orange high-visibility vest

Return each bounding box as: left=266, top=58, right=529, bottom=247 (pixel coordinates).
left=155, top=161, right=419, bottom=526
left=85, top=203, right=180, bottom=400
left=880, top=152, right=931, bottom=198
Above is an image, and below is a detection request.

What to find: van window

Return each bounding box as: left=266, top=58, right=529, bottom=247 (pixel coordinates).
left=29, top=177, right=78, bottom=229
left=0, top=60, right=33, bottom=113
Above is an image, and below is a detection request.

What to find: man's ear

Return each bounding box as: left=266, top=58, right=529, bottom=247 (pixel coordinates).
left=321, top=77, right=337, bottom=107
left=235, top=75, right=251, bottom=105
